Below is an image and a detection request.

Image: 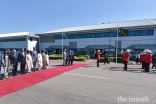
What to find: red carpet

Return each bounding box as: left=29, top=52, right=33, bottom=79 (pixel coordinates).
left=0, top=63, right=87, bottom=97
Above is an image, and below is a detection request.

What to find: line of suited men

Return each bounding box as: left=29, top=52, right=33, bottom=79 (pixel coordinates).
left=0, top=47, right=49, bottom=80
left=63, top=49, right=74, bottom=66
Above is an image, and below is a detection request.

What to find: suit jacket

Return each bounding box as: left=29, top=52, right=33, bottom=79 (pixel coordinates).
left=63, top=52, right=66, bottom=60
left=18, top=52, right=26, bottom=63
left=104, top=53, right=108, bottom=58
left=69, top=53, right=74, bottom=59
left=42, top=53, right=46, bottom=61
left=11, top=53, right=18, bottom=65
left=8, top=51, right=12, bottom=61
left=32, top=50, right=37, bottom=61
left=66, top=53, right=70, bottom=60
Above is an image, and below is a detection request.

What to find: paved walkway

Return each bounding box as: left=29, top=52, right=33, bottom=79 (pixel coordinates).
left=50, top=59, right=148, bottom=69
left=0, top=59, right=155, bottom=104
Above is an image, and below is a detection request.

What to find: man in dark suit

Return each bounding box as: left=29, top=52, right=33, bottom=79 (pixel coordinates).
left=66, top=51, right=69, bottom=66
left=68, top=50, right=72, bottom=65
left=11, top=49, right=18, bottom=76
left=18, top=48, right=26, bottom=75
left=0, top=52, right=2, bottom=79
left=104, top=51, right=109, bottom=64
left=32, top=47, right=37, bottom=71
left=7, top=49, right=12, bottom=61
left=70, top=51, right=74, bottom=65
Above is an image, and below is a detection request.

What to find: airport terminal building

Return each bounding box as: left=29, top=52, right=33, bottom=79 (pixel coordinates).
left=0, top=18, right=156, bottom=56
left=0, top=32, right=39, bottom=53
left=37, top=18, right=156, bottom=56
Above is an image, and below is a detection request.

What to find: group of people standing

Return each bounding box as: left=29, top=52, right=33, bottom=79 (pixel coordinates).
left=0, top=47, right=49, bottom=80
left=96, top=50, right=109, bottom=67
left=63, top=49, right=74, bottom=66
left=121, top=49, right=152, bottom=72
left=96, top=48, right=153, bottom=73
left=140, top=49, right=152, bottom=72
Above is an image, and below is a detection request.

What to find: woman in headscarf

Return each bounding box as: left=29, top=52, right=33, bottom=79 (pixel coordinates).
left=26, top=50, right=33, bottom=73
left=45, top=52, right=49, bottom=68
left=37, top=50, right=42, bottom=70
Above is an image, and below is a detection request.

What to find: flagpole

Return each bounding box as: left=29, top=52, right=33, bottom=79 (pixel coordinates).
left=62, top=30, right=63, bottom=61
left=116, top=25, right=118, bottom=63
left=27, top=30, right=29, bottom=51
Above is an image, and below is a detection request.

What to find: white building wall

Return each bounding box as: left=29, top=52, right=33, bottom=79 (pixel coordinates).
left=28, top=40, right=37, bottom=51
left=0, top=41, right=27, bottom=48
left=40, top=28, right=156, bottom=52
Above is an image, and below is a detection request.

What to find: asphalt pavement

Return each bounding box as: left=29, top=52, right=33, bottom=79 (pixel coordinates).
left=0, top=61, right=156, bottom=104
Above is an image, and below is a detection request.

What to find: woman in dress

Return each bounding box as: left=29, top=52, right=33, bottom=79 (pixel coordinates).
left=37, top=50, right=42, bottom=70
left=45, top=52, right=49, bottom=68
left=2, top=49, right=10, bottom=79
left=26, top=50, right=33, bottom=73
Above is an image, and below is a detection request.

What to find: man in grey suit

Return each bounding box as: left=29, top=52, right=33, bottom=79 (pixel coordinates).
left=63, top=49, right=66, bottom=66
left=42, top=50, right=47, bottom=69
left=32, top=47, right=37, bottom=71
left=0, top=52, right=2, bottom=80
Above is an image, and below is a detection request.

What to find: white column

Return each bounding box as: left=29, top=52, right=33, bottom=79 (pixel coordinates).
left=27, top=31, right=29, bottom=51
left=62, top=31, right=63, bottom=60
left=116, top=26, right=118, bottom=63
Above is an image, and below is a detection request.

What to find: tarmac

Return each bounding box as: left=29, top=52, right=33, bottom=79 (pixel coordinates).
left=0, top=59, right=156, bottom=104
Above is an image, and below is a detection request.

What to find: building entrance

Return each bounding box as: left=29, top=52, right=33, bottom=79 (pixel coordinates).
left=55, top=48, right=60, bottom=54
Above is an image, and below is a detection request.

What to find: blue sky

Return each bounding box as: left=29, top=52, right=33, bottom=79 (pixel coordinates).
left=0, top=0, right=156, bottom=34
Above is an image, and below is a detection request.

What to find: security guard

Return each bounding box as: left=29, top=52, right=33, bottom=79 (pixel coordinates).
left=121, top=49, right=130, bottom=71
left=145, top=50, right=152, bottom=72
left=97, top=50, right=102, bottom=67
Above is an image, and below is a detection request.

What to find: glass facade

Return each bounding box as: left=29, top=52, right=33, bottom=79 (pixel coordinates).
left=47, top=29, right=155, bottom=56
left=0, top=38, right=26, bottom=42
left=111, top=32, right=117, bottom=37
left=86, top=34, right=90, bottom=38
left=55, top=29, right=154, bottom=40
left=100, top=33, right=105, bottom=37
left=135, top=30, right=141, bottom=36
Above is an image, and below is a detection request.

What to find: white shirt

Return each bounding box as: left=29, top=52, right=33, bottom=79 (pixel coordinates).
left=136, top=54, right=140, bottom=58
left=22, top=52, right=25, bottom=57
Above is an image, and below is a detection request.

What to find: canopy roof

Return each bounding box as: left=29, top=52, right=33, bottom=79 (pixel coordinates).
left=37, top=18, right=156, bottom=36
left=85, top=45, right=115, bottom=49
left=127, top=44, right=156, bottom=49
left=48, top=45, right=69, bottom=49
left=0, top=32, right=38, bottom=38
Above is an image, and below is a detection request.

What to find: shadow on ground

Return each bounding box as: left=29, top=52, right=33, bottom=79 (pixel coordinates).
left=105, top=67, right=156, bottom=75
left=51, top=65, right=63, bottom=67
